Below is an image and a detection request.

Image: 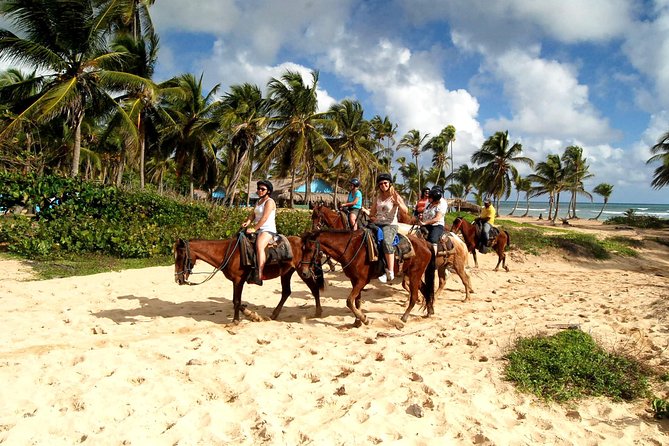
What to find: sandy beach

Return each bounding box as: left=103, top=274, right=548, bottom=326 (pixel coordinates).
left=1, top=217, right=668, bottom=445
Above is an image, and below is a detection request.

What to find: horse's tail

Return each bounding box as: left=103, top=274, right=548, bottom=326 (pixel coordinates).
left=505, top=231, right=511, bottom=249
left=420, top=251, right=436, bottom=310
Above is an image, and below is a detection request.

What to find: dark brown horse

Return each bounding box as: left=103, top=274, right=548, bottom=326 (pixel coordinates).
left=174, top=234, right=324, bottom=322
left=300, top=229, right=432, bottom=324
left=451, top=216, right=510, bottom=271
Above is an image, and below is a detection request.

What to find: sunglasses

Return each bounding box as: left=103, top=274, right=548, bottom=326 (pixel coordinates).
left=378, top=181, right=390, bottom=186
left=257, top=187, right=267, bottom=191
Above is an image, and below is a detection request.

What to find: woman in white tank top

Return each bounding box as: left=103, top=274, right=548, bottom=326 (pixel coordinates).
left=241, top=180, right=277, bottom=285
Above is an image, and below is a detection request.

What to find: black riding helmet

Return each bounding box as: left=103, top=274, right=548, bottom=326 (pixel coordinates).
left=349, top=178, right=361, bottom=187
left=376, top=173, right=392, bottom=185
left=257, top=180, right=273, bottom=194
left=429, top=186, right=443, bottom=200
left=421, top=187, right=431, bottom=195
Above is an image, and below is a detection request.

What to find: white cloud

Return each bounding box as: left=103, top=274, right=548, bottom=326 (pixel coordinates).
left=484, top=49, right=617, bottom=143
left=622, top=4, right=669, bottom=110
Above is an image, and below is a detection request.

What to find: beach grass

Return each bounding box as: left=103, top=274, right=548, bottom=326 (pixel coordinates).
left=504, top=329, right=651, bottom=403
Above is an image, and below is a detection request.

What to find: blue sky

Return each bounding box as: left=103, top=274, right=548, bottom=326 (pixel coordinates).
left=145, top=1, right=668, bottom=203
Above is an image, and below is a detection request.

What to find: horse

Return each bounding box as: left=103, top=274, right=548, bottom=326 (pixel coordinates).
left=310, top=202, right=369, bottom=230
left=300, top=229, right=433, bottom=324
left=409, top=227, right=474, bottom=301
left=174, top=234, right=324, bottom=322
left=450, top=216, right=510, bottom=272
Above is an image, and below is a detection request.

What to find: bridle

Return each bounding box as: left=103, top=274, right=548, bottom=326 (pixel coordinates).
left=301, top=229, right=368, bottom=276
left=174, top=233, right=243, bottom=286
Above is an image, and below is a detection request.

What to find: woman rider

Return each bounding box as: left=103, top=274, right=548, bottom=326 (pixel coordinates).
left=340, top=178, right=363, bottom=230
left=369, top=173, right=408, bottom=283
left=419, top=186, right=448, bottom=298
left=241, top=180, right=276, bottom=285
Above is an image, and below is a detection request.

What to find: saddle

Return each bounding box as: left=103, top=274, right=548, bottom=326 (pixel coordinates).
left=240, top=232, right=293, bottom=268
left=413, top=226, right=455, bottom=257
left=473, top=219, right=499, bottom=247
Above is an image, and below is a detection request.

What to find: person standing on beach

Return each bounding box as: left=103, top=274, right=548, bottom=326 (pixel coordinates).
left=241, top=180, right=276, bottom=285
left=478, top=198, right=496, bottom=253
left=369, top=173, right=408, bottom=283
left=340, top=178, right=363, bottom=230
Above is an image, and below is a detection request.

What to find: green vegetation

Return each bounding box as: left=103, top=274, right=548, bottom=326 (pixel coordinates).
left=0, top=174, right=311, bottom=278
left=604, top=209, right=669, bottom=229
left=504, top=329, right=650, bottom=403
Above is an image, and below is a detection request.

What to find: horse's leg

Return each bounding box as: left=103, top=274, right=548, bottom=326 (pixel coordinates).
left=436, top=257, right=447, bottom=297
left=347, top=278, right=368, bottom=325
left=301, top=275, right=323, bottom=318
left=402, top=256, right=432, bottom=322
left=454, top=260, right=472, bottom=301
left=232, top=281, right=244, bottom=322
left=270, top=272, right=293, bottom=320
left=472, top=248, right=479, bottom=268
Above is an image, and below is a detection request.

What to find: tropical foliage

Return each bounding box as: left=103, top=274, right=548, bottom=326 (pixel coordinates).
left=0, top=0, right=662, bottom=228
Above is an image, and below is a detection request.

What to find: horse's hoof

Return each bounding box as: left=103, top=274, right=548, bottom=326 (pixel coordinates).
left=353, top=318, right=363, bottom=327
left=314, top=309, right=323, bottom=318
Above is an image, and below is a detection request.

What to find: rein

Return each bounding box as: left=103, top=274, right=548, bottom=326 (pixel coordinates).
left=307, top=229, right=367, bottom=270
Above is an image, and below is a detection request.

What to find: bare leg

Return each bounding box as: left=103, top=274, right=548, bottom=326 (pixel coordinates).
left=256, top=231, right=272, bottom=278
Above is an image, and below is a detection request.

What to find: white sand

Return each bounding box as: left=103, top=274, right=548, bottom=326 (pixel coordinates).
left=1, top=218, right=668, bottom=445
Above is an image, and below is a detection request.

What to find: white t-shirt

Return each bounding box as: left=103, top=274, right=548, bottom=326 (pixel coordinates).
left=422, top=198, right=447, bottom=226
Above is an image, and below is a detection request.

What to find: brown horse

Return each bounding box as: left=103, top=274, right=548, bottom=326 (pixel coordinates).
left=310, top=202, right=368, bottom=230
left=300, top=229, right=432, bottom=324
left=451, top=216, right=510, bottom=271
left=174, top=234, right=324, bottom=322
left=409, top=227, right=474, bottom=300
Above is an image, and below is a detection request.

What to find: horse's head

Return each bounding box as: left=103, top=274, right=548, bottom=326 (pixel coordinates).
left=174, top=238, right=195, bottom=285
left=310, top=204, right=325, bottom=230
left=451, top=216, right=463, bottom=232
left=299, top=231, right=323, bottom=284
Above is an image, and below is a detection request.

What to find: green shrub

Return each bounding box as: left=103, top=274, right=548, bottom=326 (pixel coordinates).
left=0, top=174, right=313, bottom=259
left=504, top=329, right=650, bottom=402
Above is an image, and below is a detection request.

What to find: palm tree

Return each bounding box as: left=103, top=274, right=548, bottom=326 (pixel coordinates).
left=396, top=156, right=420, bottom=200
left=160, top=73, right=222, bottom=198
left=328, top=99, right=379, bottom=205
left=0, top=0, right=147, bottom=177
left=369, top=114, right=397, bottom=201
left=591, top=183, right=613, bottom=220
left=519, top=177, right=534, bottom=217
left=527, top=154, right=566, bottom=223
left=424, top=126, right=452, bottom=186
left=648, top=131, right=669, bottom=189
left=398, top=129, right=429, bottom=195
left=562, top=145, right=593, bottom=218
left=508, top=174, right=531, bottom=216
left=471, top=130, right=534, bottom=205
left=219, top=83, right=268, bottom=206
left=442, top=124, right=456, bottom=187
left=259, top=70, right=333, bottom=207
left=447, top=164, right=477, bottom=202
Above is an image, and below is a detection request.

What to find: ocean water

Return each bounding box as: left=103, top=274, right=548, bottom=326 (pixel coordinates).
left=493, top=201, right=669, bottom=220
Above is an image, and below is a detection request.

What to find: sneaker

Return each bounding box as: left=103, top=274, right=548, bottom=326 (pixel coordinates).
left=378, top=273, right=387, bottom=283
left=386, top=269, right=394, bottom=282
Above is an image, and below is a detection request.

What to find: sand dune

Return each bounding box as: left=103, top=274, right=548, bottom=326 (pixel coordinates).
left=1, top=217, right=668, bottom=445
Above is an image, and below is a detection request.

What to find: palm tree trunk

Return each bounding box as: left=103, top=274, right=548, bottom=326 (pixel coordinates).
left=521, top=194, right=530, bottom=217
left=246, top=152, right=254, bottom=207
left=189, top=156, right=195, bottom=200
left=552, top=192, right=561, bottom=223
left=509, top=191, right=520, bottom=215
left=593, top=199, right=608, bottom=220
left=139, top=119, right=146, bottom=189
left=70, top=111, right=83, bottom=177
left=289, top=166, right=296, bottom=208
